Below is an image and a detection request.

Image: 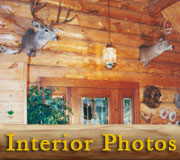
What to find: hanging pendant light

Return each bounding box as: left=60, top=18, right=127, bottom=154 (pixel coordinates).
left=103, top=0, right=116, bottom=69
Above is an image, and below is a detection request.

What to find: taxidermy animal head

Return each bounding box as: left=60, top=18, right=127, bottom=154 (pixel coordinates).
left=21, top=0, right=75, bottom=57
left=0, top=45, right=20, bottom=55
left=139, top=20, right=174, bottom=67
left=175, top=94, right=180, bottom=109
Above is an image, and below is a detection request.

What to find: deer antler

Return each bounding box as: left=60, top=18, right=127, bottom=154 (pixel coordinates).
left=50, top=1, right=75, bottom=28
left=30, top=0, right=46, bottom=23
left=159, top=19, right=176, bottom=38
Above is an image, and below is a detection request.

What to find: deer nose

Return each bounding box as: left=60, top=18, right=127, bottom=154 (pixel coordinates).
left=53, top=36, right=58, bottom=41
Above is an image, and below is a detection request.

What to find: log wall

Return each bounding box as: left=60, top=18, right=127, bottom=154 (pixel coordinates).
left=0, top=54, right=27, bottom=124
left=0, top=0, right=180, bottom=124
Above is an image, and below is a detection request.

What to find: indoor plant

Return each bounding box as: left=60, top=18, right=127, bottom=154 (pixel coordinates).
left=28, top=85, right=72, bottom=124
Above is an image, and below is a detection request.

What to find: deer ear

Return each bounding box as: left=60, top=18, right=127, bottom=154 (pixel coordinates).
left=53, top=28, right=63, bottom=33
left=32, top=21, right=41, bottom=30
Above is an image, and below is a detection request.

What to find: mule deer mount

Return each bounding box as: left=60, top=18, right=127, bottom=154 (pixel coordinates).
left=21, top=0, right=75, bottom=57
left=139, top=20, right=174, bottom=67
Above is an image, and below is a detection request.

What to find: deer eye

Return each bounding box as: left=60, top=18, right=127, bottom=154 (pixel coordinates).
left=45, top=29, right=49, bottom=32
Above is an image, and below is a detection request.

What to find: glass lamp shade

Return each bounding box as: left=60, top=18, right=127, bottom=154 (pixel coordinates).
left=103, top=42, right=116, bottom=69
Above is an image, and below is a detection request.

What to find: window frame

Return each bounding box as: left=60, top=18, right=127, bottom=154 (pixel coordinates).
left=40, top=77, right=140, bottom=124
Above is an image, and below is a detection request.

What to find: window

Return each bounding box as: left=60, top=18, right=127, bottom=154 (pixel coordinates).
left=40, top=78, right=140, bottom=124
left=81, top=97, right=109, bottom=124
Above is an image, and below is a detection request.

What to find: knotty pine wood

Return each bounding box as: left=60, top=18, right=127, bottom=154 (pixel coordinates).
left=0, top=0, right=158, bottom=25
left=162, top=1, right=180, bottom=34
left=0, top=112, right=24, bottom=124
left=0, top=102, right=24, bottom=111
left=29, top=65, right=180, bottom=89
left=28, top=51, right=180, bottom=77
left=0, top=60, right=27, bottom=124
left=0, top=91, right=24, bottom=102
left=148, top=0, right=179, bottom=17
left=0, top=62, right=24, bottom=81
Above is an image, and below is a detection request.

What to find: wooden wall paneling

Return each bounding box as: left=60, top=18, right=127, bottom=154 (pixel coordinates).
left=0, top=54, right=28, bottom=63
left=148, top=0, right=180, bottom=17
left=1, top=0, right=159, bottom=25
left=23, top=62, right=27, bottom=124
left=0, top=55, right=27, bottom=124
left=29, top=51, right=180, bottom=77
left=0, top=80, right=24, bottom=91
left=0, top=102, right=24, bottom=112
left=162, top=1, right=180, bottom=34
left=0, top=91, right=24, bottom=102
left=0, top=112, right=24, bottom=124
left=29, top=65, right=180, bottom=89
left=0, top=62, right=24, bottom=80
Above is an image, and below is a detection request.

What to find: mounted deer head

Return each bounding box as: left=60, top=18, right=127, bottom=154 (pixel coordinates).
left=0, top=45, right=20, bottom=55
left=21, top=0, right=75, bottom=57
left=139, top=20, right=174, bottom=67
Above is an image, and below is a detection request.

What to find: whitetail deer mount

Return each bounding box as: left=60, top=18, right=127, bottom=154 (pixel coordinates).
left=139, top=20, right=174, bottom=67
left=0, top=45, right=20, bottom=55
left=21, top=0, right=75, bottom=57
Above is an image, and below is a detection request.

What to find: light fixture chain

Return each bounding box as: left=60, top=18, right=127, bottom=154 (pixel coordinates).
left=108, top=0, right=110, bottom=43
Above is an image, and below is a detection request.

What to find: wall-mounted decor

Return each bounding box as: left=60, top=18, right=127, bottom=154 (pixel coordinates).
left=175, top=94, right=180, bottom=109
left=143, top=86, right=162, bottom=108
left=176, top=121, right=180, bottom=125
left=7, top=94, right=15, bottom=119
left=168, top=111, right=176, bottom=122
left=160, top=107, right=168, bottom=119
left=21, top=0, right=75, bottom=57
left=141, top=111, right=154, bottom=124
left=139, top=20, right=174, bottom=67
left=0, top=45, right=19, bottom=55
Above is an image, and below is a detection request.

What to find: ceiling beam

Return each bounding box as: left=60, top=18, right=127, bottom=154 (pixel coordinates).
left=148, top=0, right=179, bottom=17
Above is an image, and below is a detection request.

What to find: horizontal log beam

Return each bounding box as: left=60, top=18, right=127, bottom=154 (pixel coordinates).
left=2, top=0, right=157, bottom=25
left=29, top=65, right=180, bottom=88
left=28, top=51, right=180, bottom=77
left=0, top=62, right=24, bottom=81
left=148, top=0, right=179, bottom=17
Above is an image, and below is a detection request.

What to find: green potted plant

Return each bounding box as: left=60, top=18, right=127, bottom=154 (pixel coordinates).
left=28, top=85, right=72, bottom=124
